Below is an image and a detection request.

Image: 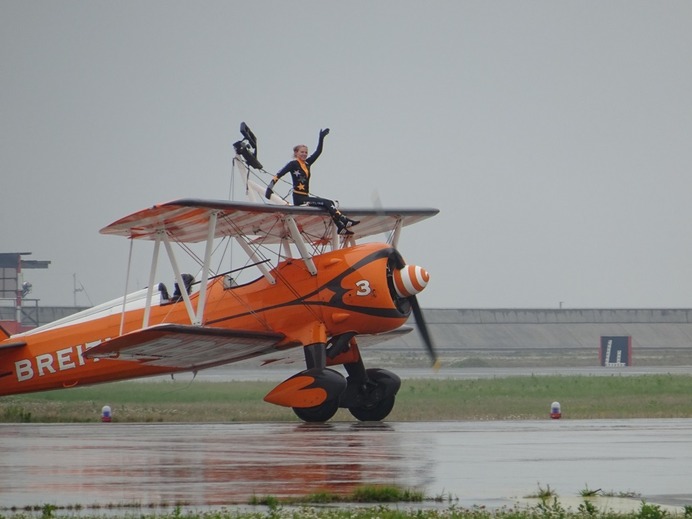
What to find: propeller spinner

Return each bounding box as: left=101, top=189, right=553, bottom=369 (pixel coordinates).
left=391, top=264, right=438, bottom=367
left=392, top=264, right=430, bottom=298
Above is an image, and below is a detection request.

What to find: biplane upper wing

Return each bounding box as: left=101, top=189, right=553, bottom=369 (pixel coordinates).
left=84, top=324, right=299, bottom=370
left=100, top=198, right=439, bottom=244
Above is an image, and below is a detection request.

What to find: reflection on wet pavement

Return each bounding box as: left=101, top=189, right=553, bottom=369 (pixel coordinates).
left=0, top=422, right=425, bottom=508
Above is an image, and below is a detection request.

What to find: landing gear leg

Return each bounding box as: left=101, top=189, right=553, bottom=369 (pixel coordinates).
left=338, top=343, right=401, bottom=422
left=304, top=342, right=327, bottom=370
left=290, top=342, right=345, bottom=423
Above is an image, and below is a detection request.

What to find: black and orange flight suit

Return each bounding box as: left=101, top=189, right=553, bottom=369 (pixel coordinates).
left=265, top=129, right=357, bottom=233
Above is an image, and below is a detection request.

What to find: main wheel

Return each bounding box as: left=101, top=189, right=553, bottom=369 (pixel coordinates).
left=348, top=395, right=396, bottom=422
left=292, top=398, right=340, bottom=422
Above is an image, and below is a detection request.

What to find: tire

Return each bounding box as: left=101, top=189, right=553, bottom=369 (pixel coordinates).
left=348, top=395, right=396, bottom=422
left=292, top=398, right=340, bottom=422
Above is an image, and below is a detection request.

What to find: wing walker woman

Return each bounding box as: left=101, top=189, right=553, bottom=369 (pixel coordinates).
left=265, top=128, right=359, bottom=235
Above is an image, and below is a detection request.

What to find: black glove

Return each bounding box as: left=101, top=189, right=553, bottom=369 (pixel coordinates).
left=265, top=177, right=278, bottom=199
left=319, top=128, right=330, bottom=139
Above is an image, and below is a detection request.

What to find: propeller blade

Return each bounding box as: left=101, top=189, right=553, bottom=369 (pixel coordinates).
left=410, top=295, right=439, bottom=368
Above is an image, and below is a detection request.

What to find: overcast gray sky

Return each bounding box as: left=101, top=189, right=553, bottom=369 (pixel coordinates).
left=3, top=1, right=692, bottom=309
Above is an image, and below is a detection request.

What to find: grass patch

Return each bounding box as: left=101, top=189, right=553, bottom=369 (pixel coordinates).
left=2, top=374, right=692, bottom=422
left=350, top=485, right=424, bottom=503
left=525, top=483, right=557, bottom=499
left=2, top=499, right=691, bottom=518
left=248, top=485, right=424, bottom=506
left=579, top=485, right=602, bottom=497
left=391, top=374, right=692, bottom=421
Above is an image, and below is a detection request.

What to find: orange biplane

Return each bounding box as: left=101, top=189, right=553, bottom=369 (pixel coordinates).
left=0, top=124, right=439, bottom=422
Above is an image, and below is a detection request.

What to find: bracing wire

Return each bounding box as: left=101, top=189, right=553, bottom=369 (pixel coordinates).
left=162, top=370, right=198, bottom=395
left=228, top=155, right=236, bottom=201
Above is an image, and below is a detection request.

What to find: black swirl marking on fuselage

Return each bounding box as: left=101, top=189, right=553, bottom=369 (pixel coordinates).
left=206, top=247, right=408, bottom=327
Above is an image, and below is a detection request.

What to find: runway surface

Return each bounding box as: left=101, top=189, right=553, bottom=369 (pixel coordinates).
left=1, top=419, right=691, bottom=511
left=189, top=364, right=692, bottom=382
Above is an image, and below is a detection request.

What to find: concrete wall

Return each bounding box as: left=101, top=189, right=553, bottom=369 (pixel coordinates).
left=401, top=309, right=692, bottom=351
left=4, top=306, right=692, bottom=352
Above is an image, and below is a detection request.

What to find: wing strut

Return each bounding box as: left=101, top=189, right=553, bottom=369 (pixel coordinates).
left=391, top=217, right=403, bottom=248
left=134, top=211, right=218, bottom=330
left=284, top=216, right=317, bottom=275
left=141, top=224, right=218, bottom=329
left=142, top=232, right=163, bottom=329
left=195, top=210, right=218, bottom=324
left=120, top=238, right=135, bottom=335
left=281, top=237, right=294, bottom=259
left=234, top=237, right=276, bottom=285
left=162, top=234, right=197, bottom=325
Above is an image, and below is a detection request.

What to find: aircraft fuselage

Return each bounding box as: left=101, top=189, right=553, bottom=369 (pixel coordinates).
left=1, top=242, right=409, bottom=396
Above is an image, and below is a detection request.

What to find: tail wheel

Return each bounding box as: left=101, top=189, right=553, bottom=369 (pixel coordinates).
left=349, top=395, right=396, bottom=422
left=293, top=399, right=340, bottom=422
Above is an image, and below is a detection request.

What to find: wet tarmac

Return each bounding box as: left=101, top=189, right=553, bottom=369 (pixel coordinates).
left=1, top=419, right=691, bottom=510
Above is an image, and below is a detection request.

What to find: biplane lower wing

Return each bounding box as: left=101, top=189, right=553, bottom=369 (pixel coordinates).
left=84, top=324, right=297, bottom=370
left=257, top=326, right=414, bottom=366
left=351, top=326, right=413, bottom=347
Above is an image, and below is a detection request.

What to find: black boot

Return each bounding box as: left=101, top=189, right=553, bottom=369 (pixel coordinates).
left=335, top=218, right=354, bottom=235
left=339, top=215, right=360, bottom=228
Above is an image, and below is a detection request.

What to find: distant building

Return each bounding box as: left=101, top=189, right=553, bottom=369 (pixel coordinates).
left=0, top=252, right=85, bottom=334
